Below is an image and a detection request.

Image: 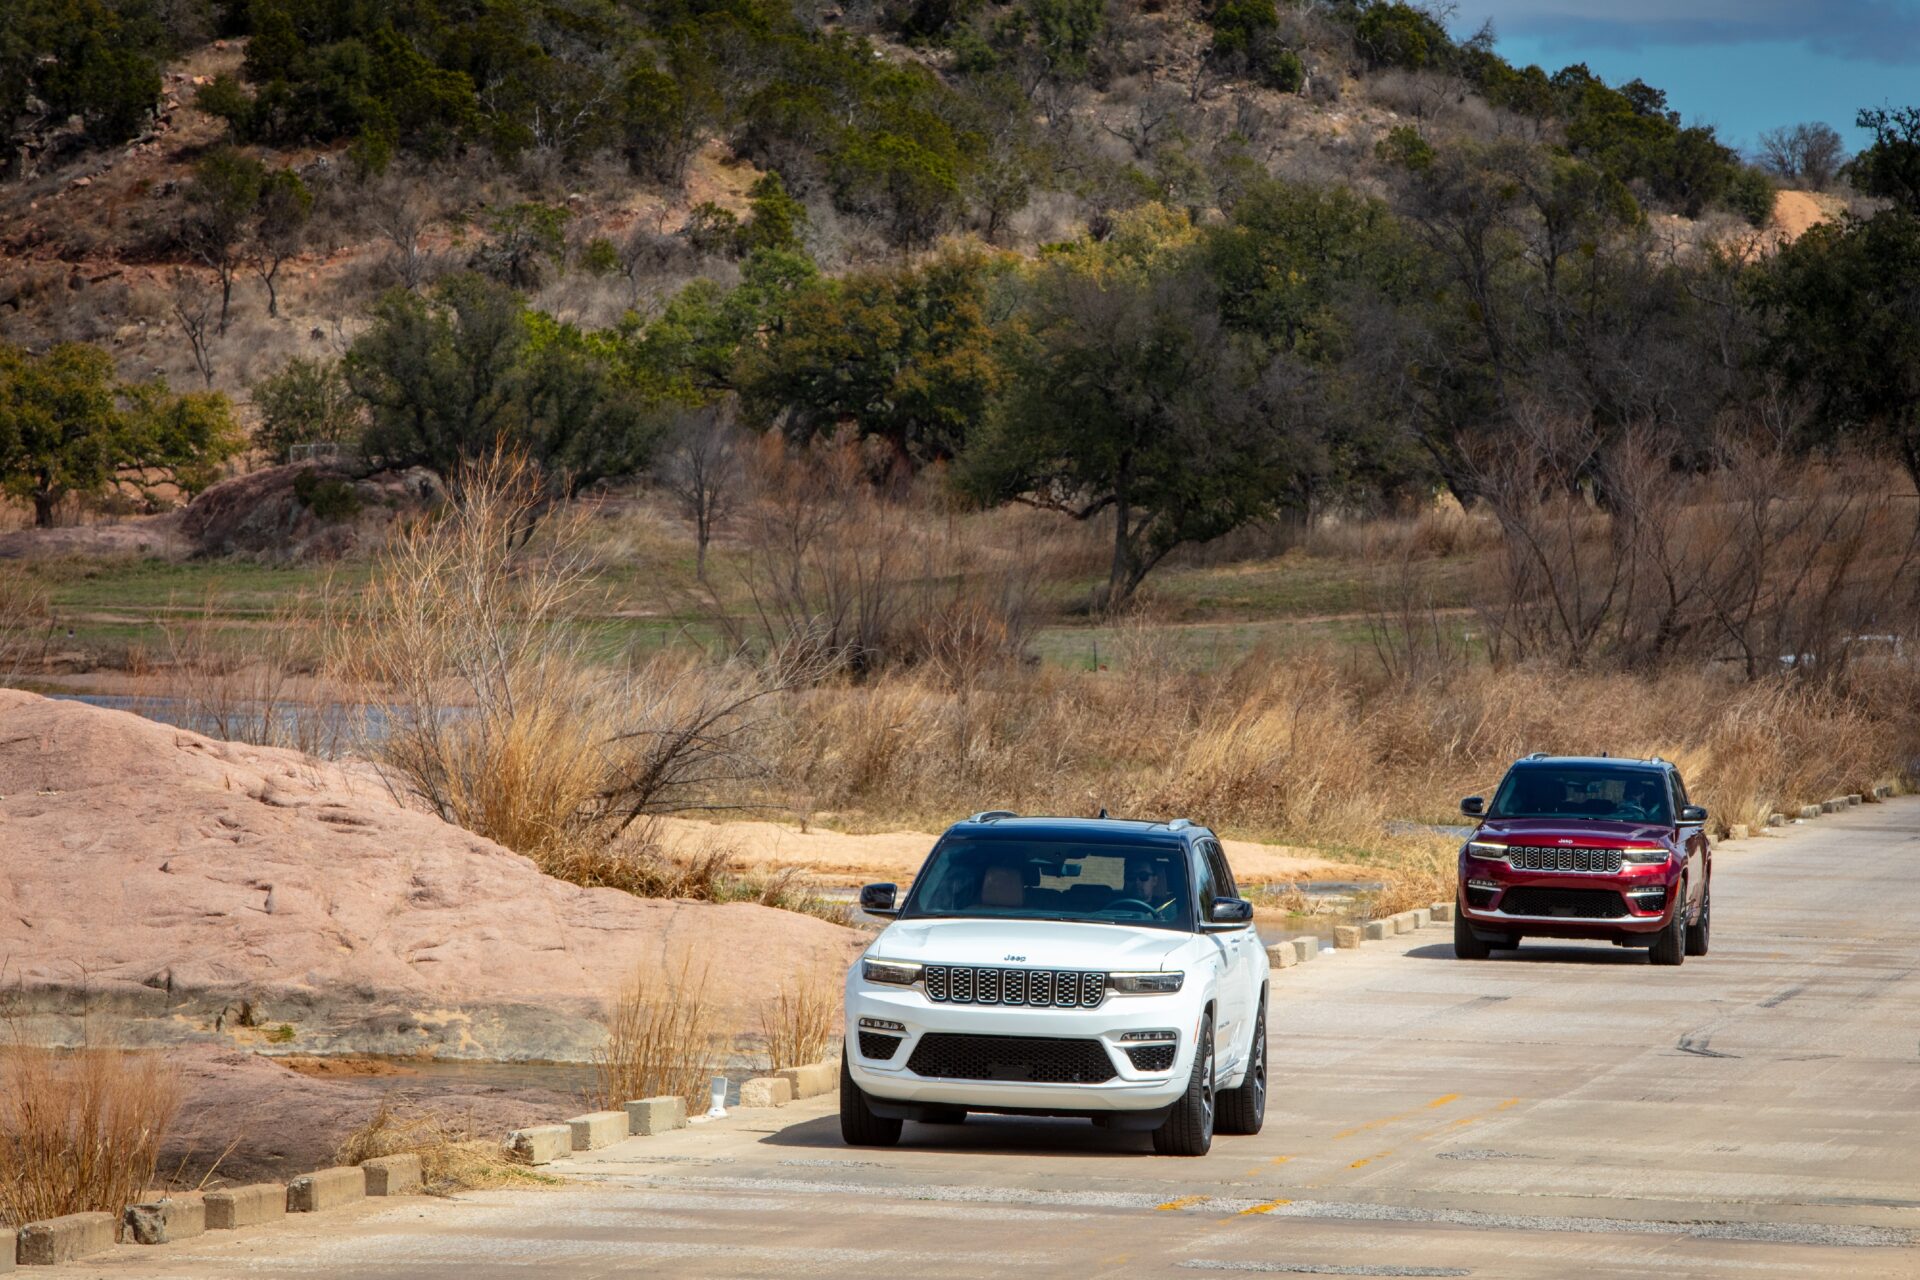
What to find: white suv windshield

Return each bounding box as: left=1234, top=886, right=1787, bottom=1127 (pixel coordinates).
left=901, top=838, right=1194, bottom=931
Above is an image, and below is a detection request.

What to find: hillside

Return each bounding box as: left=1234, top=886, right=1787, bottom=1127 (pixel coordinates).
left=0, top=2, right=1848, bottom=432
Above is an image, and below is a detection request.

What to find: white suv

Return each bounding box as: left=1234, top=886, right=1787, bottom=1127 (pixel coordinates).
left=841, top=813, right=1269, bottom=1156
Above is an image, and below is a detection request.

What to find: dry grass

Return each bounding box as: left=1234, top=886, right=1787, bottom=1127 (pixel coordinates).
left=763, top=647, right=1916, bottom=852
left=0, top=1040, right=182, bottom=1233
left=0, top=565, right=53, bottom=684
left=146, top=590, right=344, bottom=755
left=335, top=1103, right=557, bottom=1193
left=1355, top=847, right=1455, bottom=920
left=758, top=974, right=839, bottom=1072
left=592, top=952, right=728, bottom=1113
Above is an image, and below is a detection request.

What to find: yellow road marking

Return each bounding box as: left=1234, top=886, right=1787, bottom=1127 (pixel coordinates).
left=1332, top=1094, right=1460, bottom=1139
left=1238, top=1198, right=1292, bottom=1215
left=1157, top=1195, right=1209, bottom=1211
left=1348, top=1149, right=1391, bottom=1169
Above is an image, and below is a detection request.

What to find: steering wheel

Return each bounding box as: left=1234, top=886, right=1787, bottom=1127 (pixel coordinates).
left=1103, top=898, right=1154, bottom=914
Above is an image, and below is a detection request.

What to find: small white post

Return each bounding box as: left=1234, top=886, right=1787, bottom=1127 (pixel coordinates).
left=707, top=1075, right=728, bottom=1119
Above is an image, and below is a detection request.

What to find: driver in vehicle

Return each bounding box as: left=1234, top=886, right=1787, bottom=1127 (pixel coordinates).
left=1124, top=858, right=1177, bottom=920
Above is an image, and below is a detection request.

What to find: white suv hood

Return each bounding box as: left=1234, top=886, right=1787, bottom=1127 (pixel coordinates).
left=872, top=918, right=1190, bottom=971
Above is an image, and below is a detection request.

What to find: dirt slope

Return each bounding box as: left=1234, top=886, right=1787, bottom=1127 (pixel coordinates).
left=0, top=690, right=863, bottom=1060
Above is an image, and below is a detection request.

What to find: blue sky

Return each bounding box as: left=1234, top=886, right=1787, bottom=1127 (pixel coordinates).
left=1449, top=1, right=1920, bottom=155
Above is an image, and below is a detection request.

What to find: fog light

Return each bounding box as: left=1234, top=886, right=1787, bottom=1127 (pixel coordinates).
left=858, top=1017, right=905, bottom=1032
left=1119, top=1030, right=1178, bottom=1043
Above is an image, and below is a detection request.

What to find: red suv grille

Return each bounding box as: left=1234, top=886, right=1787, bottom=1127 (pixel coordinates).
left=1499, top=887, right=1629, bottom=918
left=1506, top=846, right=1625, bottom=873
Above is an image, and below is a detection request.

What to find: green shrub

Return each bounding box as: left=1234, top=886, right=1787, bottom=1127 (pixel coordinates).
left=292, top=470, right=362, bottom=521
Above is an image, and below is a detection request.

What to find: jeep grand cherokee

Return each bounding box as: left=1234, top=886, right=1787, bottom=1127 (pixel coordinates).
left=1455, top=755, right=1711, bottom=965
left=842, top=813, right=1269, bottom=1156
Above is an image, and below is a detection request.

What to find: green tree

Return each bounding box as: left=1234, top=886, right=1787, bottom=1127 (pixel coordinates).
left=740, top=172, right=807, bottom=255
left=252, top=168, right=314, bottom=318
left=254, top=356, right=362, bottom=459
left=963, top=266, right=1304, bottom=609
left=345, top=275, right=662, bottom=495
left=1847, top=106, right=1920, bottom=215
left=1753, top=210, right=1920, bottom=491
left=742, top=253, right=1002, bottom=468
left=0, top=342, right=241, bottom=526
left=182, top=147, right=266, bottom=332
left=347, top=275, right=530, bottom=479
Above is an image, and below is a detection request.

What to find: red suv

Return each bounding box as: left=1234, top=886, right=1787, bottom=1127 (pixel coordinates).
left=1455, top=755, right=1711, bottom=965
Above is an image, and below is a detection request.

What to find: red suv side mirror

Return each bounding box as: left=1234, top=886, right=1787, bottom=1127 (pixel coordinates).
left=1460, top=796, right=1485, bottom=817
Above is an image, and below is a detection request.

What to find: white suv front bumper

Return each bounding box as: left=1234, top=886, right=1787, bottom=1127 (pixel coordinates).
left=845, top=977, right=1201, bottom=1115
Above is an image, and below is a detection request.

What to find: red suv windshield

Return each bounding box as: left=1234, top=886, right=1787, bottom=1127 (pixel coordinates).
left=1491, top=765, right=1672, bottom=824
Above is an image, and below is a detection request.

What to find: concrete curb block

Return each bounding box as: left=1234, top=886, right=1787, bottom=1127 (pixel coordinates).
left=288, top=1167, right=365, bottom=1214
left=1265, top=941, right=1297, bottom=968
left=1874, top=784, right=1894, bottom=799
left=1846, top=793, right=1863, bottom=806
left=1333, top=924, right=1361, bottom=949
left=1431, top=902, right=1455, bottom=923
left=739, top=1077, right=793, bottom=1108
left=507, top=1125, right=572, bottom=1166
left=17, top=1213, right=118, bottom=1265
left=1362, top=920, right=1391, bottom=941
left=204, top=1184, right=286, bottom=1230
left=124, top=1192, right=205, bottom=1245
left=1727, top=823, right=1750, bottom=841
left=361, top=1155, right=423, bottom=1196
left=1412, top=907, right=1432, bottom=929
left=1387, top=911, right=1414, bottom=934
left=1, top=1233, right=10, bottom=1272
left=1798, top=804, right=1822, bottom=819
left=777, top=1060, right=839, bottom=1100
left=624, top=1096, right=688, bottom=1136
left=1767, top=812, right=1786, bottom=826
left=568, top=1111, right=630, bottom=1152
left=1291, top=936, right=1316, bottom=962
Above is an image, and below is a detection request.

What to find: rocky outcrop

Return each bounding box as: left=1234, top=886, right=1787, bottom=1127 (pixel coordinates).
left=0, top=690, right=863, bottom=1059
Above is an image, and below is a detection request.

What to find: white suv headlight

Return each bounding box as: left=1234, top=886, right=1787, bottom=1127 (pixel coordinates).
left=1107, top=972, right=1185, bottom=994
left=861, top=959, right=923, bottom=986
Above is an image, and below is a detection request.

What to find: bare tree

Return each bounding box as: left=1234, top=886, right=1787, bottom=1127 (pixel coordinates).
left=654, top=407, right=745, bottom=582
left=170, top=271, right=218, bottom=389
left=1756, top=122, right=1847, bottom=191
left=365, top=175, right=437, bottom=290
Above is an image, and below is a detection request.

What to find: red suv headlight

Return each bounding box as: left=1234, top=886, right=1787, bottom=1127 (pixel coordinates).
left=1619, top=845, right=1671, bottom=865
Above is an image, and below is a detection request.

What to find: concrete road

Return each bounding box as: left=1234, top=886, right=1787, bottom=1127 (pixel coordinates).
left=93, top=800, right=1920, bottom=1278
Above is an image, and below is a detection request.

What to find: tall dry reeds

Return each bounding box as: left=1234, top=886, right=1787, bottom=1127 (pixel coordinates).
left=592, top=953, right=726, bottom=1113
left=0, top=565, right=52, bottom=684
left=329, top=452, right=804, bottom=877
left=0, top=1041, right=182, bottom=1231
left=763, top=644, right=1915, bottom=849
left=758, top=975, right=838, bottom=1072
left=149, top=589, right=344, bottom=755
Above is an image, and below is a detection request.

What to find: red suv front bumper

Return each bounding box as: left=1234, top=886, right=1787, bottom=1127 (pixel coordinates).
left=1457, top=847, right=1680, bottom=941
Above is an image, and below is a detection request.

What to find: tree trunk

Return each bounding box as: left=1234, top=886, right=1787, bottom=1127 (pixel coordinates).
left=33, top=488, right=54, bottom=528
left=1105, top=491, right=1131, bottom=613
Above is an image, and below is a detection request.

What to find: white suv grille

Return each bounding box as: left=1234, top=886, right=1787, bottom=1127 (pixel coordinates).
left=923, top=965, right=1106, bottom=1009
